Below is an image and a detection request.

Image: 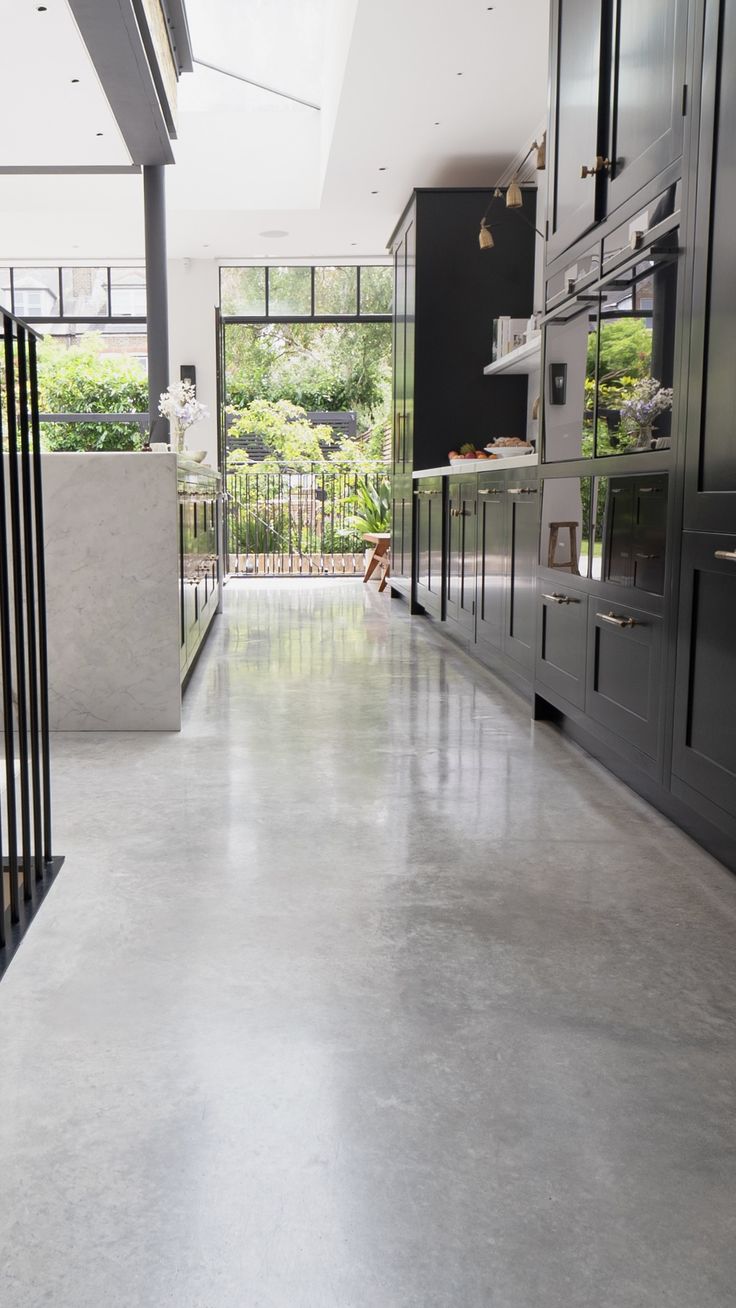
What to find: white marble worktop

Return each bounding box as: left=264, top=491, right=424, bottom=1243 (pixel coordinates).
left=413, top=453, right=539, bottom=477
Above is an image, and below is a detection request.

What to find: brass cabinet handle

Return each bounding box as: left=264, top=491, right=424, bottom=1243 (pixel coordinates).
left=715, top=550, right=736, bottom=561
left=507, top=487, right=538, bottom=495
left=596, top=610, right=639, bottom=629
left=478, top=487, right=501, bottom=495
left=542, top=592, right=579, bottom=605
left=581, top=156, right=612, bottom=178
left=635, top=553, right=659, bottom=560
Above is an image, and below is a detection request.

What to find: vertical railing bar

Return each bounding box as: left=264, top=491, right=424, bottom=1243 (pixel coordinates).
left=29, top=329, right=53, bottom=859
left=17, top=328, right=44, bottom=880
left=3, top=318, right=33, bottom=902
left=0, top=316, right=21, bottom=920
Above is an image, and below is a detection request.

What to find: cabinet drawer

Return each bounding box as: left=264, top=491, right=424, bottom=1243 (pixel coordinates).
left=535, top=583, right=587, bottom=708
left=586, top=596, right=663, bottom=760
left=673, top=534, right=736, bottom=819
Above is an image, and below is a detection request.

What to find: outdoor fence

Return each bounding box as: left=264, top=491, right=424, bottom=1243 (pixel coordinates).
left=226, top=461, right=390, bottom=576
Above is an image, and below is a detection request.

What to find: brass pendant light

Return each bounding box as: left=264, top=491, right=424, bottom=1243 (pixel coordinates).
left=505, top=179, right=523, bottom=209
left=479, top=219, right=494, bottom=250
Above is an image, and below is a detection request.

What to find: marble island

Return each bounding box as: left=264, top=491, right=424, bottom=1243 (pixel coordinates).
left=42, top=452, right=222, bottom=731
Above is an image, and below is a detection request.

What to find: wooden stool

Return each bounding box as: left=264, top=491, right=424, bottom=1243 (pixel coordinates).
left=547, top=521, right=580, bottom=574
left=363, top=533, right=391, bottom=585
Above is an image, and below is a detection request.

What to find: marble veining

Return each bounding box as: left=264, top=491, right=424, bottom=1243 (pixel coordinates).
left=42, top=453, right=182, bottom=731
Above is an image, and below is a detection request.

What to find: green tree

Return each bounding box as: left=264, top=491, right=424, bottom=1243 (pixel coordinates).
left=225, top=322, right=391, bottom=459
left=37, top=334, right=148, bottom=451
left=227, top=399, right=335, bottom=471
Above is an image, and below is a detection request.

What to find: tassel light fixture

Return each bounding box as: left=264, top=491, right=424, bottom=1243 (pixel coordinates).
left=479, top=219, right=494, bottom=249
left=505, top=179, right=523, bottom=208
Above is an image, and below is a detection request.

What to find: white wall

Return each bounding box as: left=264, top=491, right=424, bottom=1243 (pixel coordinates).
left=167, top=258, right=219, bottom=467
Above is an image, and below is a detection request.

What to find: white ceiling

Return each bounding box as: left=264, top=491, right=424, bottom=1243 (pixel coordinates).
left=0, top=0, right=130, bottom=168
left=0, top=0, right=549, bottom=261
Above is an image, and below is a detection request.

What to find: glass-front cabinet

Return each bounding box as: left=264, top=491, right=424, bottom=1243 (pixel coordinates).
left=539, top=473, right=669, bottom=599
left=543, top=234, right=679, bottom=463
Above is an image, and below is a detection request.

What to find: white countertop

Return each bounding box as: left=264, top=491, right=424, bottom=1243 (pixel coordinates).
left=413, top=454, right=539, bottom=477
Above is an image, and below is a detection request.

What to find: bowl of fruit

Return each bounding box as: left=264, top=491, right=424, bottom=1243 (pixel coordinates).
left=483, top=438, right=534, bottom=457
left=448, top=443, right=498, bottom=464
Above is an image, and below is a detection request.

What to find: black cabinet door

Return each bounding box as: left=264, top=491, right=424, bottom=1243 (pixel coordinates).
left=586, top=595, right=663, bottom=762
left=403, top=218, right=416, bottom=471
left=672, top=533, right=736, bottom=818
left=414, top=482, right=443, bottom=618
left=392, top=233, right=407, bottom=471
left=390, top=476, right=413, bottom=586
left=684, top=0, right=736, bottom=534
left=446, top=478, right=477, bottom=633
left=547, top=0, right=605, bottom=261
left=503, top=485, right=539, bottom=671
left=476, top=482, right=505, bottom=652
left=535, top=582, right=587, bottom=708
left=605, top=0, right=687, bottom=217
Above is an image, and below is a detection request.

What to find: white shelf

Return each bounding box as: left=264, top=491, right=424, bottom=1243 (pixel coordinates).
left=483, top=336, right=541, bottom=376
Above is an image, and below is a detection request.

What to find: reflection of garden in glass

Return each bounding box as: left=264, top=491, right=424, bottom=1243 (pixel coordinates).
left=586, top=259, right=675, bottom=456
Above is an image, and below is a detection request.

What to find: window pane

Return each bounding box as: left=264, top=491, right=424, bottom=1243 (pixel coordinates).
left=0, top=268, right=10, bottom=311
left=110, top=267, right=147, bottom=317
left=220, top=267, right=266, bottom=316
left=314, top=266, right=357, bottom=315
left=360, top=265, right=393, bottom=315
left=61, top=266, right=109, bottom=317
left=13, top=268, right=60, bottom=318
left=268, top=266, right=311, bottom=316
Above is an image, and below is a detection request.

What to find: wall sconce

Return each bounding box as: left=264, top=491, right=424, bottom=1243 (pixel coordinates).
left=477, top=137, right=547, bottom=249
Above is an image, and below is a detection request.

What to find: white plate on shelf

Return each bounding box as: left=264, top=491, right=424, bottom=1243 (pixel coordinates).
left=484, top=445, right=534, bottom=457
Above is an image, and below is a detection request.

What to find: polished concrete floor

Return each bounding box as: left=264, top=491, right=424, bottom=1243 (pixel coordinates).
left=1, top=578, right=735, bottom=1307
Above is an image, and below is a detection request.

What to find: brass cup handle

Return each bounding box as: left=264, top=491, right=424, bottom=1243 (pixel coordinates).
left=581, top=156, right=612, bottom=179
left=542, top=592, right=579, bottom=605
left=714, top=550, right=736, bottom=561
left=478, top=488, right=500, bottom=495
left=507, top=487, right=538, bottom=495
left=597, top=610, right=639, bottom=629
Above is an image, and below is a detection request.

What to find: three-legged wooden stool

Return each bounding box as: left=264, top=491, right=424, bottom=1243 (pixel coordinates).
left=547, top=521, right=580, bottom=574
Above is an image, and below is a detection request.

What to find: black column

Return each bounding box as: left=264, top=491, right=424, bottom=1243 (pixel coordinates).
left=143, top=164, right=170, bottom=439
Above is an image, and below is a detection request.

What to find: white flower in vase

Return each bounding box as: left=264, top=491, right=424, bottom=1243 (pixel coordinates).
left=158, top=380, right=209, bottom=453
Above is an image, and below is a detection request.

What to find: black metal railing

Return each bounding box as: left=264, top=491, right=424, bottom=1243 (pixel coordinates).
left=226, top=462, right=390, bottom=576
left=0, top=307, right=60, bottom=969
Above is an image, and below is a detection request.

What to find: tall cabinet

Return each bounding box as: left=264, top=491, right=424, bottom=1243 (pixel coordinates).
left=389, top=188, right=536, bottom=601
left=671, top=0, right=736, bottom=849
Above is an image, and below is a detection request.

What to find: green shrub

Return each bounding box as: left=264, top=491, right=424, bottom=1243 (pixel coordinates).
left=37, top=334, right=148, bottom=451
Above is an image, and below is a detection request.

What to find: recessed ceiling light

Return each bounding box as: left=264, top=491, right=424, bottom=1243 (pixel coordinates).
left=37, top=5, right=47, bottom=10
left=371, top=190, right=378, bottom=195
left=434, top=121, right=440, bottom=126
left=71, top=78, right=80, bottom=84
left=258, top=229, right=288, bottom=238
left=379, top=166, right=386, bottom=171
left=457, top=71, right=463, bottom=76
